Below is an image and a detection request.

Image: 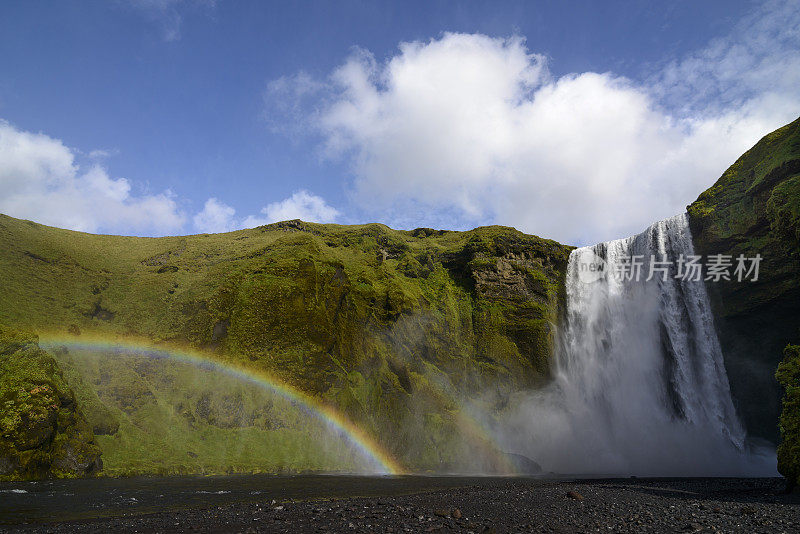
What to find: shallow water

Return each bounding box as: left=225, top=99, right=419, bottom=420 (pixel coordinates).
left=0, top=474, right=512, bottom=525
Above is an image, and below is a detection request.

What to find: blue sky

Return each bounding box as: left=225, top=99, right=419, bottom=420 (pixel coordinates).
left=1, top=1, right=798, bottom=244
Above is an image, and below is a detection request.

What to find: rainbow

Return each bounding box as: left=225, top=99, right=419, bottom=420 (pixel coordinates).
left=455, top=411, right=519, bottom=475
left=38, top=334, right=404, bottom=475
left=417, top=374, right=519, bottom=475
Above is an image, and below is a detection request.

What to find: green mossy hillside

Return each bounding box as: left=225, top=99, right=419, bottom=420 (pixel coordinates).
left=0, top=326, right=102, bottom=481
left=776, top=344, right=800, bottom=490
left=688, top=116, right=800, bottom=442
left=0, top=215, right=572, bottom=476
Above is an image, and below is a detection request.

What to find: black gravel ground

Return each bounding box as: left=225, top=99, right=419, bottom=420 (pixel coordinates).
left=3, top=477, right=798, bottom=533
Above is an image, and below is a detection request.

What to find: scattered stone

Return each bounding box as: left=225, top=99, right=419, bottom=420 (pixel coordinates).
left=5, top=477, right=799, bottom=533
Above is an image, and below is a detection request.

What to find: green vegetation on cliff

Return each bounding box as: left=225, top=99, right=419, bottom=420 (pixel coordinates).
left=0, top=215, right=571, bottom=476
left=776, top=344, right=800, bottom=490
left=0, top=326, right=101, bottom=481
left=688, top=116, right=800, bottom=442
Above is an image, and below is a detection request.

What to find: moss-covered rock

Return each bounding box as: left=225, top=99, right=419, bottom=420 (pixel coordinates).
left=687, top=116, right=800, bottom=442
left=0, top=326, right=102, bottom=480
left=776, top=344, right=800, bottom=490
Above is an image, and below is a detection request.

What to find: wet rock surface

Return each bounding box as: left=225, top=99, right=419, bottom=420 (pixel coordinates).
left=3, top=477, right=798, bottom=533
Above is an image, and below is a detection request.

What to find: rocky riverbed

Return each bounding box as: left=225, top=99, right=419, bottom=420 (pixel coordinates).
left=2, top=477, right=798, bottom=533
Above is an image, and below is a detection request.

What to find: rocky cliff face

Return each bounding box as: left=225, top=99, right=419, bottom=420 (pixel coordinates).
left=0, top=216, right=571, bottom=475
left=0, top=326, right=102, bottom=480
left=688, top=116, right=800, bottom=443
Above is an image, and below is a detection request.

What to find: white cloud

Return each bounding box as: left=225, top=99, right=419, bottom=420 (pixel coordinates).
left=263, top=72, right=326, bottom=138
left=127, top=0, right=216, bottom=42
left=192, top=190, right=340, bottom=233
left=0, top=120, right=185, bottom=235
left=651, top=0, right=800, bottom=116
left=88, top=148, right=118, bottom=160
left=192, top=197, right=237, bottom=233
left=254, top=190, right=340, bottom=225
left=0, top=121, right=339, bottom=237
left=272, top=1, right=800, bottom=244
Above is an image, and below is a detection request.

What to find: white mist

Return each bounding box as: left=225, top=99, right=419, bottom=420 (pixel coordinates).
left=498, top=214, right=776, bottom=476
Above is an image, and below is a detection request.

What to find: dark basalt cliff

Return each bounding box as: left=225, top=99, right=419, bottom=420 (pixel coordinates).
left=688, top=116, right=800, bottom=443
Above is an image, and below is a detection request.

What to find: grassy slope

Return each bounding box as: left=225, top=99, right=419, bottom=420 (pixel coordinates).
left=0, top=216, right=571, bottom=476
left=688, top=115, right=800, bottom=442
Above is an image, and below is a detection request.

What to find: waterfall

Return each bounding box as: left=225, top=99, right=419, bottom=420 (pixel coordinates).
left=498, top=214, right=775, bottom=476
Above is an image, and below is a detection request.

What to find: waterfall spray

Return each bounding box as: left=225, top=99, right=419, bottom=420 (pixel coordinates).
left=498, top=214, right=775, bottom=476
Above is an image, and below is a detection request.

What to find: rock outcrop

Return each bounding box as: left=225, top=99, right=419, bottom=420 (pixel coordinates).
left=0, top=326, right=102, bottom=480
